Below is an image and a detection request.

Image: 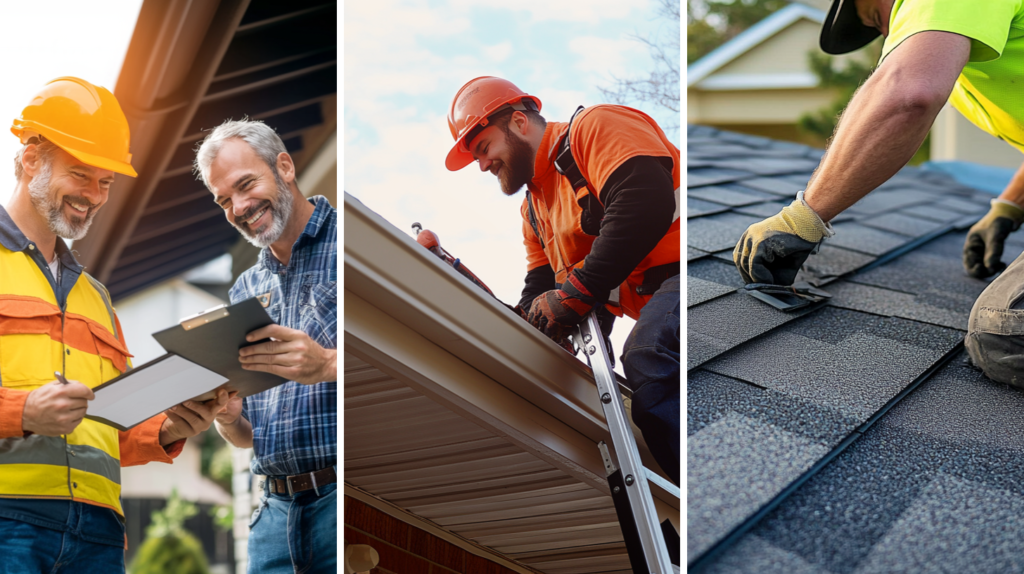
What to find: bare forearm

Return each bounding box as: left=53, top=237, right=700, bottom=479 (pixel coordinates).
left=998, top=161, right=1024, bottom=206
left=805, top=32, right=970, bottom=221
left=216, top=417, right=253, bottom=448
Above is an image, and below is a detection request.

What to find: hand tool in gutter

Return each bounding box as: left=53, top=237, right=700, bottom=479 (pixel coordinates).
left=411, top=222, right=496, bottom=297
left=744, top=281, right=832, bottom=312
left=410, top=222, right=535, bottom=325
left=574, top=311, right=680, bottom=573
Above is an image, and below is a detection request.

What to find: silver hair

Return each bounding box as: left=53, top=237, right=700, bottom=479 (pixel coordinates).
left=14, top=140, right=58, bottom=181
left=193, top=118, right=288, bottom=189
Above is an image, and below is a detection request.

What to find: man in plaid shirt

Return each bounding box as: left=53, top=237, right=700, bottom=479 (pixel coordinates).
left=194, top=119, right=337, bottom=574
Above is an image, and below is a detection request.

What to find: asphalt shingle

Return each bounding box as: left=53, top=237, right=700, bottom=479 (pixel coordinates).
left=688, top=212, right=762, bottom=253
left=688, top=277, right=737, bottom=308
left=688, top=412, right=829, bottom=563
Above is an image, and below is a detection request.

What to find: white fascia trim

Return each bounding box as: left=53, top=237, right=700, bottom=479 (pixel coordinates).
left=687, top=3, right=826, bottom=86
left=696, top=72, right=820, bottom=91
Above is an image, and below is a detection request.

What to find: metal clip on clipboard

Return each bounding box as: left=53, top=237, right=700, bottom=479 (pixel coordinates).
left=180, top=305, right=231, bottom=331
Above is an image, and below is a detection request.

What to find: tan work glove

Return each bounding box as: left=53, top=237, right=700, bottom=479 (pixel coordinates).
left=733, top=191, right=834, bottom=285
left=964, top=199, right=1024, bottom=279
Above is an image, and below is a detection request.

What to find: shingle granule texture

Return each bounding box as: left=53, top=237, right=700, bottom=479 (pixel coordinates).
left=686, top=126, right=1024, bottom=571
left=688, top=412, right=829, bottom=563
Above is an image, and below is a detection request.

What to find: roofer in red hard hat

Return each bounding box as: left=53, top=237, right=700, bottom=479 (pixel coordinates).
left=446, top=76, right=681, bottom=484
left=731, top=0, right=1024, bottom=389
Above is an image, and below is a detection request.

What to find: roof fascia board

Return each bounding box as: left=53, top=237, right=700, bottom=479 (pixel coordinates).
left=695, top=72, right=819, bottom=91
left=345, top=484, right=545, bottom=574
left=344, top=193, right=609, bottom=440
left=343, top=192, right=676, bottom=502
left=344, top=291, right=610, bottom=494
left=79, top=0, right=252, bottom=281
left=687, top=3, right=826, bottom=86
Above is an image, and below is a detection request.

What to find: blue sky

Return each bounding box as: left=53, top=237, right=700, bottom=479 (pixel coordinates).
left=0, top=1, right=142, bottom=205
left=345, top=0, right=680, bottom=365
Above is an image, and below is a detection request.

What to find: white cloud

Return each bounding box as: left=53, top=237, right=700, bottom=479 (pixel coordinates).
left=484, top=42, right=513, bottom=63
left=569, top=36, right=648, bottom=77
left=451, top=0, right=649, bottom=23
left=344, top=0, right=672, bottom=370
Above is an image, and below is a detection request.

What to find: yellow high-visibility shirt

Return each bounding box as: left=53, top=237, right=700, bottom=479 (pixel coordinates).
left=881, top=0, right=1024, bottom=152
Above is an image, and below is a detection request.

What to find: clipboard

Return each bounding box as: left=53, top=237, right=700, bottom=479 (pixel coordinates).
left=85, top=297, right=289, bottom=430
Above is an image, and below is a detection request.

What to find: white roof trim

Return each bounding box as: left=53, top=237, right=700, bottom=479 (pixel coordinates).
left=695, top=72, right=820, bottom=91
left=343, top=192, right=676, bottom=500
left=687, top=3, right=826, bottom=87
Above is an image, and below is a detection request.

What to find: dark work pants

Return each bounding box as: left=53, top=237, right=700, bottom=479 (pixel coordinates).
left=621, top=274, right=680, bottom=485
left=967, top=249, right=1024, bottom=388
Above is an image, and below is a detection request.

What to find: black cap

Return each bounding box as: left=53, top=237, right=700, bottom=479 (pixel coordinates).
left=820, top=0, right=880, bottom=55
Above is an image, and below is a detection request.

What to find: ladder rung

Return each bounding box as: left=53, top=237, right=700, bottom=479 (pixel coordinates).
left=645, top=467, right=680, bottom=502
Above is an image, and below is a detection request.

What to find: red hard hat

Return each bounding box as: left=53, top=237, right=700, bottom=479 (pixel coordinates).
left=445, top=76, right=541, bottom=171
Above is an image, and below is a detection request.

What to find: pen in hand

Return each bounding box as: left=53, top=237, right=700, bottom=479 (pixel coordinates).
left=55, top=371, right=69, bottom=385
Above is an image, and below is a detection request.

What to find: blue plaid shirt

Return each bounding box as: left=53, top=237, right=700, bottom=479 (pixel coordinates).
left=230, top=196, right=337, bottom=477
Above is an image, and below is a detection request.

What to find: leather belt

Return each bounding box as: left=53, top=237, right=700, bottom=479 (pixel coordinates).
left=267, top=466, right=337, bottom=496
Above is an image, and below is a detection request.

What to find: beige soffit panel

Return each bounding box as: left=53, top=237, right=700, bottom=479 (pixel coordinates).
left=343, top=192, right=676, bottom=506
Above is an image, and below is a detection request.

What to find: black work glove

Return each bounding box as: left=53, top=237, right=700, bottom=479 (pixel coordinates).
left=527, top=271, right=597, bottom=348
left=733, top=193, right=833, bottom=285
left=964, top=200, right=1024, bottom=279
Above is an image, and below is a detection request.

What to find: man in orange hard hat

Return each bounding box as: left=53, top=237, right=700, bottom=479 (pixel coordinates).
left=446, top=76, right=681, bottom=484
left=0, top=77, right=226, bottom=573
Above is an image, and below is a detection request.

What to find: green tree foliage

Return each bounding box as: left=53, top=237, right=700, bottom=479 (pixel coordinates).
left=797, top=45, right=930, bottom=162
left=687, top=0, right=789, bottom=64
left=796, top=50, right=877, bottom=141
left=129, top=490, right=210, bottom=574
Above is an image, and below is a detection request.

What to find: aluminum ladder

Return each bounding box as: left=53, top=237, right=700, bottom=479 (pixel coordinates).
left=574, top=311, right=680, bottom=574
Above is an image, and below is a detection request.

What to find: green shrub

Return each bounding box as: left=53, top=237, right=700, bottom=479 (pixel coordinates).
left=129, top=489, right=210, bottom=574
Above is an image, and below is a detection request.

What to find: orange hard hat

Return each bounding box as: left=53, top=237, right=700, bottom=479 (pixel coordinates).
left=11, top=77, right=137, bottom=177
left=445, top=76, right=541, bottom=171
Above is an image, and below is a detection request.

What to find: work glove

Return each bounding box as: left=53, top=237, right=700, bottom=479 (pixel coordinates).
left=527, top=271, right=597, bottom=349
left=733, top=191, right=834, bottom=285
left=963, top=199, right=1024, bottom=279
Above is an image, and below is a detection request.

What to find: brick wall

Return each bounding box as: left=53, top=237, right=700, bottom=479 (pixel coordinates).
left=344, top=495, right=524, bottom=574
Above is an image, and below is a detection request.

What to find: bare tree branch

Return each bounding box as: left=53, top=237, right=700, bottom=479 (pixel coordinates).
left=599, top=0, right=681, bottom=134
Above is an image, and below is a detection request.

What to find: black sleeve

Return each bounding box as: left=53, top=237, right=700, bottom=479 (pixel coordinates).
left=519, top=264, right=556, bottom=309
left=573, top=155, right=676, bottom=302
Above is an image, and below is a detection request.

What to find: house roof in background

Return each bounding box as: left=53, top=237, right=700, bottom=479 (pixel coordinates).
left=686, top=125, right=1024, bottom=572
left=76, top=0, right=337, bottom=300
left=687, top=3, right=825, bottom=86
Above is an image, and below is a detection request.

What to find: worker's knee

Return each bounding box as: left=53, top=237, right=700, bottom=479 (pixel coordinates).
left=621, top=275, right=680, bottom=392
left=966, top=265, right=1024, bottom=388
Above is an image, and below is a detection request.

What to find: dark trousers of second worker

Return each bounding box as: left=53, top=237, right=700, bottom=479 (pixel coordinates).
left=621, top=274, right=681, bottom=485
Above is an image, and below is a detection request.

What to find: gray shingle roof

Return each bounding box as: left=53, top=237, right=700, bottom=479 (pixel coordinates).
left=687, top=125, right=1024, bottom=572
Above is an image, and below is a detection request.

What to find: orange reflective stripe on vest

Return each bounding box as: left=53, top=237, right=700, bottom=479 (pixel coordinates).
left=0, top=245, right=131, bottom=514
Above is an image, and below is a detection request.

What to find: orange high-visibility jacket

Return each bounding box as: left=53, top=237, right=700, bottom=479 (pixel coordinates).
left=0, top=245, right=182, bottom=515
left=522, top=105, right=681, bottom=320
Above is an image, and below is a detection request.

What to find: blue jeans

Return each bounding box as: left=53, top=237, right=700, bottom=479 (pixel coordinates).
left=621, top=274, right=680, bottom=485
left=0, top=505, right=125, bottom=574
left=248, top=478, right=337, bottom=574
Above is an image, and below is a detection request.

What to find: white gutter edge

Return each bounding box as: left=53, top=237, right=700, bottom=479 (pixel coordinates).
left=695, top=72, right=820, bottom=91
left=343, top=192, right=677, bottom=504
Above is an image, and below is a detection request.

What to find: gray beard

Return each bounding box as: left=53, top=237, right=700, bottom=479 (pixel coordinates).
left=28, top=162, right=97, bottom=241
left=233, top=175, right=294, bottom=249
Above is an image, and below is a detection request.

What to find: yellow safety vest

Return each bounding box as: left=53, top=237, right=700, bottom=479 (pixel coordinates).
left=0, top=245, right=132, bottom=514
